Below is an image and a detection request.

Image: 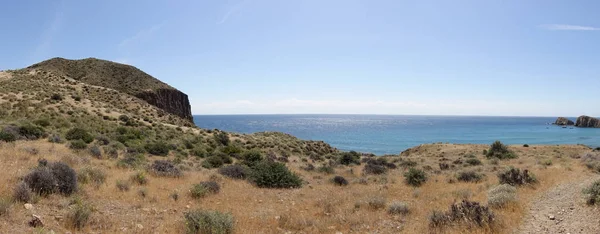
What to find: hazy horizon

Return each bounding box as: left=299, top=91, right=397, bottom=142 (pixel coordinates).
left=3, top=0, right=600, bottom=116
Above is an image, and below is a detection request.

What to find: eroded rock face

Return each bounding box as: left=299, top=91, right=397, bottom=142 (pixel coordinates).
left=575, top=115, right=600, bottom=128
left=136, top=89, right=192, bottom=122
left=554, top=117, right=574, bottom=126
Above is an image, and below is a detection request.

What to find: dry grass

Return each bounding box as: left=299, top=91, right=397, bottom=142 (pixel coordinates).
left=0, top=141, right=594, bottom=233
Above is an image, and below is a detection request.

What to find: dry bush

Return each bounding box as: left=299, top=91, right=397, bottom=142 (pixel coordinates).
left=429, top=200, right=495, bottom=229
left=149, top=160, right=182, bottom=177
left=583, top=179, right=600, bottom=205
left=66, top=200, right=93, bottom=230
left=332, top=176, right=348, bottom=186
left=497, top=167, right=537, bottom=186
left=487, top=184, right=517, bottom=208
left=456, top=171, right=485, bottom=183
left=388, top=201, right=410, bottom=215
left=218, top=165, right=250, bottom=179
left=13, top=182, right=31, bottom=203
left=366, top=196, right=386, bottom=210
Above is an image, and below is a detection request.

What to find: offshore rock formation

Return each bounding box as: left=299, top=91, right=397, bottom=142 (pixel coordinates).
left=575, top=115, right=600, bottom=128
left=28, top=57, right=193, bottom=122
left=554, top=117, right=574, bottom=126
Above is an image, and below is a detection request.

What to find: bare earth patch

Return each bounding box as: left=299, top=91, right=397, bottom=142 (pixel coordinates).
left=518, top=174, right=600, bottom=234
left=0, top=71, right=12, bottom=81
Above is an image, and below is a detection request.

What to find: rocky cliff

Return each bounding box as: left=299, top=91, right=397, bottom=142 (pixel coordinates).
left=554, top=117, right=574, bottom=126
left=136, top=89, right=192, bottom=122
left=28, top=58, right=193, bottom=122
left=575, top=115, right=600, bottom=128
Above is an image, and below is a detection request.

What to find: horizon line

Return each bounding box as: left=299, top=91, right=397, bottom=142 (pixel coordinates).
left=191, top=113, right=585, bottom=118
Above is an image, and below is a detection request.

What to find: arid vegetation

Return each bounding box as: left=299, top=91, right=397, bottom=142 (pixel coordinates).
left=1, top=60, right=599, bottom=233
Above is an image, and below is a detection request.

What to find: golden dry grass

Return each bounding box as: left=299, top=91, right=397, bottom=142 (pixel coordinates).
left=0, top=141, right=595, bottom=233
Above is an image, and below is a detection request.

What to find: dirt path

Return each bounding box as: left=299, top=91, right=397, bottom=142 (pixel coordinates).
left=517, top=175, right=600, bottom=234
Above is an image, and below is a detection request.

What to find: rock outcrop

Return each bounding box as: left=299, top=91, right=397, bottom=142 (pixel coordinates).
left=575, top=115, right=600, bottom=128
left=28, top=58, right=193, bottom=122
left=554, top=117, right=574, bottom=126
left=135, top=89, right=192, bottom=122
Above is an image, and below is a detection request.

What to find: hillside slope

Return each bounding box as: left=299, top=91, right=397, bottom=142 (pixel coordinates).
left=28, top=57, right=192, bottom=122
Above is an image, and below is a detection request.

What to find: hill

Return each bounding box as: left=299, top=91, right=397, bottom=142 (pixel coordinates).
left=28, top=57, right=193, bottom=122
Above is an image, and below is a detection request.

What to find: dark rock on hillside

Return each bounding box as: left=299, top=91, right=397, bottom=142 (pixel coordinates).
left=136, top=89, right=191, bottom=122
left=28, top=57, right=193, bottom=122
left=554, top=117, right=574, bottom=126
left=575, top=115, right=600, bottom=128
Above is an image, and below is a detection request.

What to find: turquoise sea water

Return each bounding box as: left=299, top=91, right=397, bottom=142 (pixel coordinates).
left=193, top=115, right=600, bottom=155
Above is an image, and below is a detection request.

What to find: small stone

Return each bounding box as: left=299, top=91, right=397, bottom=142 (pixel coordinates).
left=549, top=215, right=555, bottom=220
left=185, top=205, right=190, bottom=209
left=275, top=216, right=281, bottom=220
left=24, top=203, right=33, bottom=210
left=137, top=224, right=144, bottom=229
left=29, top=215, right=43, bottom=228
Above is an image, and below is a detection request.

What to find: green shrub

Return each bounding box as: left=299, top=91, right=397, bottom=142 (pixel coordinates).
left=317, top=165, right=335, bottom=174
left=18, top=124, right=45, bottom=140
left=250, top=161, right=302, bottom=188
left=456, top=171, right=485, bottom=183
left=339, top=151, right=361, bottom=165
left=487, top=184, right=517, bottom=208
left=0, top=131, right=16, bottom=142
left=69, top=140, right=88, bottom=150
left=583, top=179, right=600, bottom=205
left=241, top=150, right=263, bottom=167
left=0, top=197, right=11, bottom=216
left=65, top=128, right=94, bottom=143
left=221, top=145, right=242, bottom=156
left=465, top=158, right=482, bottom=166
left=130, top=171, right=148, bottom=185
left=486, top=141, right=517, bottom=159
left=33, top=119, right=51, bottom=127
left=67, top=200, right=92, bottom=230
left=404, top=168, right=427, bottom=187
left=190, top=181, right=220, bottom=199
left=191, top=147, right=208, bottom=158
left=51, top=93, right=63, bottom=101
left=184, top=210, right=234, bottom=234
left=214, top=132, right=230, bottom=146
left=363, top=163, right=387, bottom=175
left=117, top=154, right=146, bottom=169
left=497, top=167, right=537, bottom=186
left=145, top=142, right=170, bottom=156
left=202, top=156, right=224, bottom=169
left=78, top=167, right=106, bottom=188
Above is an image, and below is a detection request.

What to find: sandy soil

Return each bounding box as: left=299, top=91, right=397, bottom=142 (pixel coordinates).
left=518, top=174, right=600, bottom=234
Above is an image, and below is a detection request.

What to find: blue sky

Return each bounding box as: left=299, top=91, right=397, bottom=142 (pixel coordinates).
left=2, top=0, right=600, bottom=116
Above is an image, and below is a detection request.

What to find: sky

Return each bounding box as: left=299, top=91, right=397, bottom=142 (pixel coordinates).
left=2, top=0, right=600, bottom=116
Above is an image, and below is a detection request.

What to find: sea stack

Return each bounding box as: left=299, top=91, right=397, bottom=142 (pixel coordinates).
left=575, top=115, right=600, bottom=128
left=554, top=117, right=574, bottom=126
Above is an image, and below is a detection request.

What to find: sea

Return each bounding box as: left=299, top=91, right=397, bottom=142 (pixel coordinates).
left=193, top=115, right=600, bottom=155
